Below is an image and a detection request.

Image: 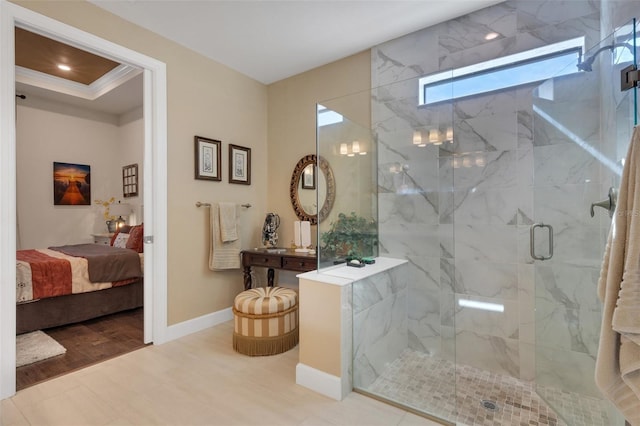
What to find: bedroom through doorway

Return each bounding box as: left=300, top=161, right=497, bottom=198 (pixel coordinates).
left=14, top=27, right=146, bottom=389
left=1, top=0, right=169, bottom=400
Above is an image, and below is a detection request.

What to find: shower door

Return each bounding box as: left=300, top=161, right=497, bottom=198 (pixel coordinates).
left=531, top=20, right=637, bottom=426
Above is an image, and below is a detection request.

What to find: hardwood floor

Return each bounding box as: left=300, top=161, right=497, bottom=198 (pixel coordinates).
left=16, top=307, right=145, bottom=391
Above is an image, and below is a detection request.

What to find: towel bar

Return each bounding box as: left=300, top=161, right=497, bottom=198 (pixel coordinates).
left=195, top=201, right=251, bottom=208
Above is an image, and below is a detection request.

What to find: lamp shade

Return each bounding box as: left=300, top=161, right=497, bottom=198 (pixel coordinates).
left=110, top=202, right=131, bottom=218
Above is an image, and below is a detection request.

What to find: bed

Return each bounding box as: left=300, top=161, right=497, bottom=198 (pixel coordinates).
left=16, top=224, right=144, bottom=334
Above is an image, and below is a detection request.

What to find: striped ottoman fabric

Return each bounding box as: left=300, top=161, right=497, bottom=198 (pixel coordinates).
left=232, top=287, right=298, bottom=356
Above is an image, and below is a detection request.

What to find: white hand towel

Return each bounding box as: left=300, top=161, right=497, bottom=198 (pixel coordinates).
left=219, top=202, right=238, bottom=242
left=209, top=203, right=240, bottom=270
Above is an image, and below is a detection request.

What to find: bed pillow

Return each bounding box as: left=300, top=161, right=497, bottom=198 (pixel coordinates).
left=112, top=233, right=130, bottom=248
left=126, top=224, right=144, bottom=253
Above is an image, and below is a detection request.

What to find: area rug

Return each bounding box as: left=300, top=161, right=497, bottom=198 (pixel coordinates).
left=16, top=330, right=66, bottom=367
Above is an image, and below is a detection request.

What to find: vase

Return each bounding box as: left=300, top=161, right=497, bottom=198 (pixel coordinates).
left=106, top=220, right=116, bottom=233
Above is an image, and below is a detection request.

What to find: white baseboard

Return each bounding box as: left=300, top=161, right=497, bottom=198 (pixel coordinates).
left=164, top=307, right=233, bottom=342
left=296, top=362, right=345, bottom=401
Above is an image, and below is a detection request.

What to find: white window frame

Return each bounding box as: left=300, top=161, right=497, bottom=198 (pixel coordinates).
left=418, top=37, right=586, bottom=106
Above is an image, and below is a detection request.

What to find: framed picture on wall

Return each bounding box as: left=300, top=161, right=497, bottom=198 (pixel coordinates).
left=53, top=162, right=91, bottom=205
left=194, top=136, right=222, bottom=181
left=229, top=144, right=251, bottom=185
left=122, top=163, right=138, bottom=198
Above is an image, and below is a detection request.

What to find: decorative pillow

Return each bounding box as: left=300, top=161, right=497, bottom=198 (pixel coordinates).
left=112, top=233, right=130, bottom=248
left=126, top=224, right=144, bottom=253
left=109, top=225, right=132, bottom=246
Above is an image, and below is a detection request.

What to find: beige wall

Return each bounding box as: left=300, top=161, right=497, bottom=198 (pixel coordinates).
left=12, top=0, right=269, bottom=325
left=266, top=52, right=371, bottom=252
left=13, top=0, right=371, bottom=324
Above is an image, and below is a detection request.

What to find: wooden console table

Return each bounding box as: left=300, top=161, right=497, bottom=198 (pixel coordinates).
left=241, top=249, right=317, bottom=290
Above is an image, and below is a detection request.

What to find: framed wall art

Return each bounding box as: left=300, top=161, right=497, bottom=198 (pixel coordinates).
left=194, top=136, right=221, bottom=181
left=122, top=163, right=138, bottom=198
left=53, top=161, right=91, bottom=205
left=229, top=144, right=251, bottom=185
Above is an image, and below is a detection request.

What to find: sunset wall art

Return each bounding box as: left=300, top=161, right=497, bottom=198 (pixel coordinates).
left=53, top=162, right=91, bottom=206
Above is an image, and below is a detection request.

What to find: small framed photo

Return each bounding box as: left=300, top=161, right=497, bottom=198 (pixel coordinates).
left=229, top=144, right=251, bottom=185
left=301, top=164, right=315, bottom=189
left=195, top=136, right=221, bottom=181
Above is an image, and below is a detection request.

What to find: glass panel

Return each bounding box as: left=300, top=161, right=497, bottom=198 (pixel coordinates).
left=317, top=91, right=377, bottom=269
left=531, top=19, right=636, bottom=426
left=318, top=18, right=635, bottom=426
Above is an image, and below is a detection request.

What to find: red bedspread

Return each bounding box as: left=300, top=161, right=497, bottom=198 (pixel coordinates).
left=16, top=249, right=72, bottom=299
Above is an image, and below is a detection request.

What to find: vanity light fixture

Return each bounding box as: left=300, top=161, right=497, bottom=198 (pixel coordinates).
left=413, top=130, right=426, bottom=147
left=429, top=129, right=442, bottom=146
left=57, top=64, right=71, bottom=71
left=445, top=127, right=454, bottom=143
left=475, top=154, right=486, bottom=167
left=339, top=143, right=348, bottom=155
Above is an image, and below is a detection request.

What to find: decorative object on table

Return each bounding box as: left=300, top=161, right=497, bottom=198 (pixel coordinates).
left=194, top=136, right=221, bottom=181
left=261, top=212, right=280, bottom=248
left=53, top=162, right=91, bottom=205
left=228, top=144, right=251, bottom=185
left=293, top=220, right=312, bottom=252
left=122, top=163, right=138, bottom=197
left=320, top=212, right=378, bottom=259
left=95, top=196, right=117, bottom=232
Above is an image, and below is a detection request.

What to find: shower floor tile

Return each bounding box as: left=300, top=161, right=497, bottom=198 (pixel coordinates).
left=364, top=349, right=610, bottom=426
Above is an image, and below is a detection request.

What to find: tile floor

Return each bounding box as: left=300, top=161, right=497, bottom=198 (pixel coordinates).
left=1, top=321, right=442, bottom=426
left=365, top=349, right=612, bottom=426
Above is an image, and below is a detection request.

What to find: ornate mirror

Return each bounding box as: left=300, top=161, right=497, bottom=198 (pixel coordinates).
left=290, top=154, right=335, bottom=225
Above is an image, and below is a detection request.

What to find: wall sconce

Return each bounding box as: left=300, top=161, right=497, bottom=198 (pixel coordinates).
left=429, top=129, right=442, bottom=146
left=475, top=154, right=486, bottom=167
left=413, top=131, right=426, bottom=147
left=340, top=143, right=348, bottom=155
left=352, top=140, right=366, bottom=155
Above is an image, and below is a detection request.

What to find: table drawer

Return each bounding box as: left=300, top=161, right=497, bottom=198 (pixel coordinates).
left=243, top=253, right=282, bottom=268
left=282, top=256, right=316, bottom=272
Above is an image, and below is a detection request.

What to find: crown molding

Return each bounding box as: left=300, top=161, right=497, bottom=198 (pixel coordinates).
left=15, top=63, right=142, bottom=100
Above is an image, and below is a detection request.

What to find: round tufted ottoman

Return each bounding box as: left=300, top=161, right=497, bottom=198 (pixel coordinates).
left=232, top=286, right=299, bottom=356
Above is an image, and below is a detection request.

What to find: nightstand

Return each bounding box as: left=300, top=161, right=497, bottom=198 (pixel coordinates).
left=92, top=233, right=114, bottom=245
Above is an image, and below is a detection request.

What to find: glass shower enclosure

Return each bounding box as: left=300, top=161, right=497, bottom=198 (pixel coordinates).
left=316, top=19, right=637, bottom=426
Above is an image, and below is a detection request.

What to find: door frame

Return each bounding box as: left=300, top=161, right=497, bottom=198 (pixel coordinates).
left=0, top=0, right=169, bottom=399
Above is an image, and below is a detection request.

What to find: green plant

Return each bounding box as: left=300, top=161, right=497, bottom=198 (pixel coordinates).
left=320, top=212, right=378, bottom=258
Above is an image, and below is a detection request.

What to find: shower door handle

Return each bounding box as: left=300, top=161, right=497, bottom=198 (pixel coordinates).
left=530, top=223, right=553, bottom=261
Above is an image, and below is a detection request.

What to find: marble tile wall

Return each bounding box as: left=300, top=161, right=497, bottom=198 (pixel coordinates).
left=370, top=0, right=613, bottom=397
left=352, top=264, right=408, bottom=389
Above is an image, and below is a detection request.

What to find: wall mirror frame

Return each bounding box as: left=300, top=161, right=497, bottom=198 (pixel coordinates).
left=290, top=154, right=335, bottom=225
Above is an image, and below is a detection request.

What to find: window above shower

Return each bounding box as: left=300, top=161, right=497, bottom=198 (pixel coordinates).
left=418, top=37, right=586, bottom=106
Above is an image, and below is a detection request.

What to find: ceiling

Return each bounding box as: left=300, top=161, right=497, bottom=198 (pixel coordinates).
left=90, top=0, right=504, bottom=84
left=17, top=0, right=502, bottom=115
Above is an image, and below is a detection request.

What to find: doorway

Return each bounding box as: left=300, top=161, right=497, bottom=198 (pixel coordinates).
left=0, top=1, right=168, bottom=399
